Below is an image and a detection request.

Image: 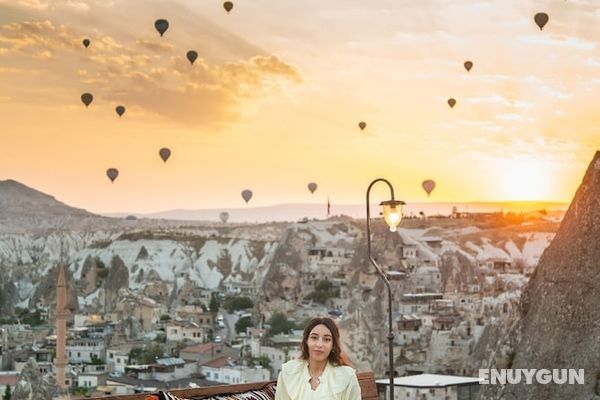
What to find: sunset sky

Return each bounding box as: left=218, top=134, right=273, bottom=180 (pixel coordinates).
left=1, top=0, right=599, bottom=214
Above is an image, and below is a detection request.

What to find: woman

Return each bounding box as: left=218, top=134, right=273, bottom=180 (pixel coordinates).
left=275, top=317, right=361, bottom=400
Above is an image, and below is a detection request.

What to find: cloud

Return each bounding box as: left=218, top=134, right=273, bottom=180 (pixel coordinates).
left=0, top=20, right=77, bottom=53
left=87, top=52, right=153, bottom=73
left=32, top=49, right=52, bottom=59
left=0, top=12, right=302, bottom=128
left=0, top=0, right=97, bottom=11
left=519, top=35, right=597, bottom=51
left=57, top=0, right=90, bottom=12
left=107, top=55, right=303, bottom=127
left=0, top=0, right=49, bottom=10
left=136, top=39, right=174, bottom=53
left=0, top=66, right=44, bottom=73
left=209, top=55, right=302, bottom=96
left=456, top=119, right=503, bottom=133
left=495, top=113, right=526, bottom=122
left=585, top=57, right=600, bottom=67
left=458, top=135, right=585, bottom=166
left=69, top=33, right=301, bottom=127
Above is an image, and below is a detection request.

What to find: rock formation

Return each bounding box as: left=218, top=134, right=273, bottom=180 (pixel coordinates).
left=12, top=358, right=60, bottom=400
left=481, top=151, right=600, bottom=399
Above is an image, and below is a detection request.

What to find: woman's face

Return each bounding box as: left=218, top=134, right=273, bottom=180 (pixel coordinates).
left=307, top=324, right=333, bottom=363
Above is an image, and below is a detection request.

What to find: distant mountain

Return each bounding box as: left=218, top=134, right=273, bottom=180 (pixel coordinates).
left=0, top=179, right=109, bottom=233
left=0, top=179, right=92, bottom=216
left=0, top=179, right=569, bottom=228
left=0, top=180, right=228, bottom=233
left=106, top=201, right=569, bottom=223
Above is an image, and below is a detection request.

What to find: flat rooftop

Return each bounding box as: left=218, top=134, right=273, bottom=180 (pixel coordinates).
left=376, top=373, right=481, bottom=388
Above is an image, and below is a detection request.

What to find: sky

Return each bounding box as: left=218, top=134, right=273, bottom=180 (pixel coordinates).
left=1, top=0, right=599, bottom=214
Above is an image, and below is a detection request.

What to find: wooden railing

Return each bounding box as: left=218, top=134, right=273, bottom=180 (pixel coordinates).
left=88, top=371, right=378, bottom=400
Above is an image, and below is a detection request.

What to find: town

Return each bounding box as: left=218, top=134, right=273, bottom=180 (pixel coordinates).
left=0, top=209, right=560, bottom=400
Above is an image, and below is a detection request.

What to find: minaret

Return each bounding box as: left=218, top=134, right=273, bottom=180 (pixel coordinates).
left=55, top=264, right=68, bottom=389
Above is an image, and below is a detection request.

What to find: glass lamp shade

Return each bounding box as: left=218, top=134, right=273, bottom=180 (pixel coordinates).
left=381, top=200, right=405, bottom=232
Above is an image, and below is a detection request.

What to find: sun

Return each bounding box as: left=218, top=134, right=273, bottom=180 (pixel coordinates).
left=496, top=157, right=555, bottom=201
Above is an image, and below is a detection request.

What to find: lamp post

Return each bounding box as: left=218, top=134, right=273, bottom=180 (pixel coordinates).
left=366, top=178, right=405, bottom=400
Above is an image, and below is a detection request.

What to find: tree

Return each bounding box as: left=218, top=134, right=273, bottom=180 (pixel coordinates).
left=243, top=354, right=272, bottom=371
left=254, top=355, right=272, bottom=371
left=89, top=354, right=103, bottom=365
left=267, top=313, right=295, bottom=336
left=308, top=279, right=338, bottom=304
left=315, top=280, right=333, bottom=292
left=71, top=387, right=89, bottom=397
left=3, top=384, right=11, bottom=400
left=16, top=308, right=44, bottom=326
left=222, top=296, right=254, bottom=313
left=129, top=347, right=143, bottom=363
left=209, top=293, right=220, bottom=313
left=235, top=316, right=253, bottom=334
left=129, top=344, right=165, bottom=364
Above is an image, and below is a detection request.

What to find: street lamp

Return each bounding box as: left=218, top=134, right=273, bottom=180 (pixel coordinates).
left=366, top=178, right=405, bottom=400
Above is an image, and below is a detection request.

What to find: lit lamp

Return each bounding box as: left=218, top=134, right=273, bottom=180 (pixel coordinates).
left=366, top=178, right=405, bottom=400
left=381, top=200, right=404, bottom=232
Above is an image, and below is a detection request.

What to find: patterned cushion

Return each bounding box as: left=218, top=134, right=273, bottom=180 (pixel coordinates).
left=202, top=383, right=276, bottom=400
left=154, top=383, right=276, bottom=400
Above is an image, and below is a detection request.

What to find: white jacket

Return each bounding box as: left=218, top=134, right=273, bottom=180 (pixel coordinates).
left=275, top=359, right=361, bottom=400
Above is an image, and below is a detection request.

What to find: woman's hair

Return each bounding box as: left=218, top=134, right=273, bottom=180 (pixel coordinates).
left=299, top=316, right=351, bottom=366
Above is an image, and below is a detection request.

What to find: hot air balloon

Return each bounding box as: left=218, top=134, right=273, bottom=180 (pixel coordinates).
left=81, top=93, right=93, bottom=107
left=307, top=182, right=317, bottom=194
left=219, top=212, right=229, bottom=223
left=115, top=105, right=125, bottom=117
left=534, top=12, right=549, bottom=30
left=358, top=121, right=366, bottom=130
left=241, top=189, right=252, bottom=203
left=106, top=168, right=119, bottom=183
left=223, top=1, right=233, bottom=12
left=154, top=19, right=169, bottom=36
left=186, top=50, right=198, bottom=65
left=422, top=179, right=436, bottom=196
left=464, top=61, right=473, bottom=72
left=447, top=98, right=456, bottom=108
left=159, top=148, right=171, bottom=163
left=82, top=38, right=90, bottom=48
